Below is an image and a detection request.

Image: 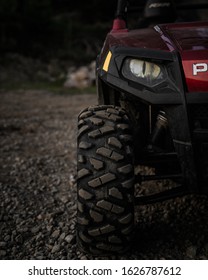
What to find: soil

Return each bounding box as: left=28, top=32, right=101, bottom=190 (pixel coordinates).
left=1, top=89, right=208, bottom=260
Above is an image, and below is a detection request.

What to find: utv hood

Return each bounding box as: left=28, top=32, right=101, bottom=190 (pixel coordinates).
left=159, top=22, right=208, bottom=92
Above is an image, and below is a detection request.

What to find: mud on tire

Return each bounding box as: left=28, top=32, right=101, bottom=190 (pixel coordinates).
left=76, top=105, right=135, bottom=255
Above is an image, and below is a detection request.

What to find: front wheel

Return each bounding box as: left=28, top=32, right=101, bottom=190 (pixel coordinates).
left=76, top=105, right=135, bottom=255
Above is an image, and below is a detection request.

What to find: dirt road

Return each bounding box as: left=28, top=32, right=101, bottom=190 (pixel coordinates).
left=1, top=90, right=208, bottom=260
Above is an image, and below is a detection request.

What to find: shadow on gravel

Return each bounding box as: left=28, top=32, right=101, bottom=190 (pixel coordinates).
left=132, top=195, right=208, bottom=259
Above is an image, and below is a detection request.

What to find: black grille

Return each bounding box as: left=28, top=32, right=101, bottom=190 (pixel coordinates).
left=190, top=105, right=208, bottom=192
left=189, top=105, right=208, bottom=129
left=197, top=143, right=208, bottom=188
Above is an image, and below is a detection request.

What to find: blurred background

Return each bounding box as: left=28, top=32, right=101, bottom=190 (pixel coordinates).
left=0, top=0, right=207, bottom=90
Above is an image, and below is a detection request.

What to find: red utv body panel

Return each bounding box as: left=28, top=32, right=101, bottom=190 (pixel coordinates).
left=161, top=22, right=208, bottom=92
left=104, top=21, right=208, bottom=93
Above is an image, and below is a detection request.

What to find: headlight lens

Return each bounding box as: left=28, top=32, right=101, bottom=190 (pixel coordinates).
left=122, top=58, right=166, bottom=86
left=129, top=59, right=161, bottom=79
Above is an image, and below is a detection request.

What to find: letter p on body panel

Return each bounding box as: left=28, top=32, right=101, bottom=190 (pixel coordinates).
left=193, top=63, right=208, bottom=76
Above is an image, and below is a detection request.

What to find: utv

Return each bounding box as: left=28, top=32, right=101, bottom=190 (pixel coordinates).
left=76, top=0, right=208, bottom=255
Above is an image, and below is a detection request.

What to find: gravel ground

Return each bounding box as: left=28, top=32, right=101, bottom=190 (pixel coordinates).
left=1, top=89, right=208, bottom=260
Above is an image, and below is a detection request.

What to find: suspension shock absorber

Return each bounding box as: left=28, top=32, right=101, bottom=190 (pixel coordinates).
left=151, top=111, right=168, bottom=147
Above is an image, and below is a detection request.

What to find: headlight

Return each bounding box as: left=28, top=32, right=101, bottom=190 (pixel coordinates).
left=122, top=58, right=166, bottom=87
left=129, top=59, right=161, bottom=79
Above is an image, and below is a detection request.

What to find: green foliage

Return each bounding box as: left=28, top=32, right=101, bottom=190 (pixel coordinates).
left=22, top=0, right=52, bottom=25
left=0, top=0, right=17, bottom=17
left=0, top=0, right=115, bottom=63
left=1, top=78, right=96, bottom=95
